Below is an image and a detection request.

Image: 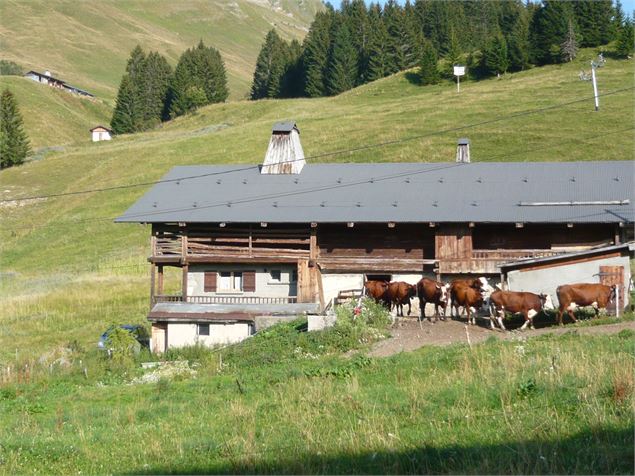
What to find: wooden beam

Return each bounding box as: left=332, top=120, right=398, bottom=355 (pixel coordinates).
left=158, top=265, right=164, bottom=295
left=347, top=222, right=355, bottom=228
left=515, top=223, right=524, bottom=228
left=182, top=265, right=189, bottom=299
left=150, top=264, right=156, bottom=309
left=310, top=227, right=318, bottom=261
left=388, top=222, right=396, bottom=228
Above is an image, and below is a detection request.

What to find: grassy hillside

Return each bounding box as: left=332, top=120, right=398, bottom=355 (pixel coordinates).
left=0, top=0, right=321, bottom=102
left=0, top=76, right=112, bottom=149
left=0, top=50, right=633, bottom=358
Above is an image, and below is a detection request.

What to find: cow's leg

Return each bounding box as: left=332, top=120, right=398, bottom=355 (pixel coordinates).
left=557, top=307, right=565, bottom=326
left=592, top=302, right=599, bottom=318
left=418, top=297, right=424, bottom=322
left=497, top=310, right=506, bottom=331
left=406, top=300, right=411, bottom=316
left=527, top=309, right=537, bottom=330
left=520, top=310, right=531, bottom=331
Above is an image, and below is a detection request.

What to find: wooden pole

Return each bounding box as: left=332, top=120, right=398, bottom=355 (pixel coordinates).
left=182, top=265, right=189, bottom=301
left=150, top=264, right=156, bottom=308
left=158, top=265, right=164, bottom=295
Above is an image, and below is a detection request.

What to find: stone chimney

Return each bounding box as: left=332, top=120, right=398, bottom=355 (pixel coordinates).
left=261, top=121, right=305, bottom=174
left=456, top=138, right=470, bottom=163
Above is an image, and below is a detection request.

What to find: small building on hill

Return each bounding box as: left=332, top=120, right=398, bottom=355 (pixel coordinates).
left=116, top=121, right=635, bottom=352
left=24, top=70, right=94, bottom=98
left=90, top=125, right=112, bottom=142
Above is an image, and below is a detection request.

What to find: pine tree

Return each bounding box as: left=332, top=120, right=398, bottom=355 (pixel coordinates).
left=342, top=0, right=369, bottom=84
left=167, top=41, right=228, bottom=117
left=138, top=51, right=173, bottom=127
left=483, top=34, right=509, bottom=76
left=507, top=10, right=530, bottom=71
left=418, top=40, right=440, bottom=85
left=573, top=0, right=615, bottom=47
left=126, top=45, right=146, bottom=81
left=0, top=88, right=30, bottom=169
left=302, top=10, right=333, bottom=97
left=365, top=4, right=390, bottom=82
left=250, top=30, right=287, bottom=100
left=560, top=20, right=579, bottom=62
left=326, top=23, right=358, bottom=95
left=530, top=1, right=576, bottom=65
left=615, top=18, right=634, bottom=57
left=110, top=75, right=138, bottom=134
left=279, top=39, right=304, bottom=98
left=383, top=0, right=407, bottom=73
left=445, top=28, right=462, bottom=68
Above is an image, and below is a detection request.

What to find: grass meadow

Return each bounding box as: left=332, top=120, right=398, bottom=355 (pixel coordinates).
left=0, top=312, right=632, bottom=474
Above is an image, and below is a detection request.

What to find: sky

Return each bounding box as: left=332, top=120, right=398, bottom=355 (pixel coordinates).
left=326, top=0, right=635, bottom=17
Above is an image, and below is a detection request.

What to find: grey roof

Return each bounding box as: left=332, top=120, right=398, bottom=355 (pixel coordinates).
left=272, top=121, right=298, bottom=133
left=457, top=138, right=470, bottom=145
left=116, top=161, right=635, bottom=224
left=500, top=242, right=635, bottom=270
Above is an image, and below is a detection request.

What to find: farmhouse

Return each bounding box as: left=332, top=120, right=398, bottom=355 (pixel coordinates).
left=116, top=122, right=635, bottom=352
left=24, top=70, right=94, bottom=98
left=90, top=125, right=112, bottom=142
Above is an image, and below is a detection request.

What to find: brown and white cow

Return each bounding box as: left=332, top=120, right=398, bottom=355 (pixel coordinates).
left=363, top=280, right=390, bottom=308
left=450, top=282, right=484, bottom=325
left=556, top=283, right=616, bottom=325
left=489, top=290, right=555, bottom=331
left=386, top=281, right=417, bottom=317
left=416, top=278, right=450, bottom=322
left=449, top=277, right=494, bottom=318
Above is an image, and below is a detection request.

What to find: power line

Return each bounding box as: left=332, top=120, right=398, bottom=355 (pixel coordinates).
left=3, top=124, right=632, bottom=233
left=2, top=86, right=632, bottom=205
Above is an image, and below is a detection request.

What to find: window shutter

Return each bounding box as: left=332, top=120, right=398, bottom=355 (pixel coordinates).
left=243, top=271, right=256, bottom=292
left=204, top=272, right=217, bottom=292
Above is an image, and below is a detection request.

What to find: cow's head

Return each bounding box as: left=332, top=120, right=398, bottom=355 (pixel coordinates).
left=436, top=282, right=450, bottom=305
left=407, top=283, right=417, bottom=298
left=478, top=277, right=495, bottom=293
left=540, top=293, right=555, bottom=311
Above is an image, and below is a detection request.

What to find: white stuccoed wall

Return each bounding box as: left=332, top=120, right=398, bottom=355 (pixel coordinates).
left=167, top=322, right=252, bottom=348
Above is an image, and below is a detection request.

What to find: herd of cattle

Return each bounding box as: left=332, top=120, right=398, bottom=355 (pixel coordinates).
left=363, top=277, right=618, bottom=331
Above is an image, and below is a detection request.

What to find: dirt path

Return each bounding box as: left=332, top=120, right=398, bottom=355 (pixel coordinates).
left=369, top=317, right=635, bottom=358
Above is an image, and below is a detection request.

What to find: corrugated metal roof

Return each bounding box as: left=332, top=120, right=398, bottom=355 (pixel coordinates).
left=115, top=161, right=635, bottom=224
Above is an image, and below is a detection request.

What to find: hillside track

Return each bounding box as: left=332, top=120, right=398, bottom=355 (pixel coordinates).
left=369, top=317, right=635, bottom=357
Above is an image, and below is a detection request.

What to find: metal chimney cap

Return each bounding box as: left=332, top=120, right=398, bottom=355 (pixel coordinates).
left=272, top=121, right=299, bottom=134
left=457, top=138, right=470, bottom=145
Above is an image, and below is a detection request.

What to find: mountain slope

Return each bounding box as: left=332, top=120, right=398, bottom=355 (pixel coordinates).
left=0, top=76, right=112, bottom=148
left=0, top=0, right=322, bottom=102
left=0, top=51, right=633, bottom=356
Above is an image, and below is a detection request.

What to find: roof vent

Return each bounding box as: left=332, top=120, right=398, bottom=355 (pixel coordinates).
left=456, top=138, right=470, bottom=163
left=261, top=121, right=305, bottom=174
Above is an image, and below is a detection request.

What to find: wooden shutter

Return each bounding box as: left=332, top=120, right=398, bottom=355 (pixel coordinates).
left=243, top=271, right=256, bottom=292
left=204, top=272, right=217, bottom=292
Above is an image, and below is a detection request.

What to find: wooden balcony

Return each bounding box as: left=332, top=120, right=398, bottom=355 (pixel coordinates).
left=153, top=294, right=298, bottom=305
left=439, top=249, right=565, bottom=274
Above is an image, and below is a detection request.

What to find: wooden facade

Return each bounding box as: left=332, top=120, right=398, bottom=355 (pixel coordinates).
left=147, top=221, right=623, bottom=306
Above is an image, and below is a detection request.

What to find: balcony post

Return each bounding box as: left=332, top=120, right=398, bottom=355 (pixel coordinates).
left=150, top=264, right=156, bottom=308
left=158, top=265, right=164, bottom=295
left=182, top=264, right=189, bottom=301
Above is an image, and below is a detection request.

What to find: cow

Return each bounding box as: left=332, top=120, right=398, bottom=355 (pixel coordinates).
left=488, top=290, right=555, bottom=331
left=449, top=277, right=494, bottom=317
left=386, top=281, right=417, bottom=317
left=450, top=281, right=484, bottom=325
left=363, top=280, right=390, bottom=308
left=415, top=278, right=450, bottom=322
left=556, top=283, right=616, bottom=325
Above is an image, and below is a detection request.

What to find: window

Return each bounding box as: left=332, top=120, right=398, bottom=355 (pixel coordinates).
left=198, top=323, right=210, bottom=336
left=291, top=270, right=298, bottom=282
left=270, top=270, right=281, bottom=282
left=219, top=271, right=243, bottom=291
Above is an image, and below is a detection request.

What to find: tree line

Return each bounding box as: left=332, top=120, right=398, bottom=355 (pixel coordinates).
left=250, top=0, right=634, bottom=99
left=111, top=41, right=228, bottom=135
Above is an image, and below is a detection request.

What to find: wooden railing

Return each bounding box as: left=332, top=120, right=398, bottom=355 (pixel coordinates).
left=471, top=249, right=564, bottom=260
left=153, top=294, right=298, bottom=305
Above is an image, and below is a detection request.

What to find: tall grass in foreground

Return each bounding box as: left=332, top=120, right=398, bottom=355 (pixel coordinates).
left=0, top=316, right=632, bottom=474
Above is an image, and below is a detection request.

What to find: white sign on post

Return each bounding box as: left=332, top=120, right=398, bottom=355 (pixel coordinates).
left=453, top=65, right=465, bottom=93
